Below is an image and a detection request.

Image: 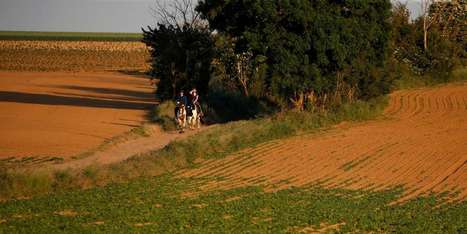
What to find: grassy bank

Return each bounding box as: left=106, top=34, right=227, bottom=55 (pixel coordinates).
left=0, top=31, right=142, bottom=42
left=0, top=96, right=387, bottom=200
left=0, top=175, right=465, bottom=233
left=393, top=67, right=467, bottom=90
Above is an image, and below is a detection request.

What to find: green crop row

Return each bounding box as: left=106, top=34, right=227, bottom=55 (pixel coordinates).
left=0, top=175, right=465, bottom=233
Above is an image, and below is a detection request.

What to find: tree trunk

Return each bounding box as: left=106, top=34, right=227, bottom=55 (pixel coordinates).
left=423, top=15, right=428, bottom=51
left=241, top=81, right=249, bottom=96
left=171, top=63, right=177, bottom=98
left=172, top=82, right=177, bottom=99
left=236, top=58, right=249, bottom=96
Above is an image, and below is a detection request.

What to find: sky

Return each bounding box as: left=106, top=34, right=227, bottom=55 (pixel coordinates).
left=0, top=0, right=157, bottom=32
left=0, top=0, right=423, bottom=33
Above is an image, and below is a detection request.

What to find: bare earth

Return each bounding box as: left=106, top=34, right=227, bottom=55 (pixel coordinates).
left=50, top=124, right=208, bottom=171
left=0, top=71, right=155, bottom=158
left=2, top=70, right=466, bottom=202
left=179, top=82, right=467, bottom=201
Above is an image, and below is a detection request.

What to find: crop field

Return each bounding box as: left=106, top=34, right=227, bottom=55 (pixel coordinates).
left=0, top=31, right=142, bottom=41
left=0, top=82, right=466, bottom=232
left=0, top=32, right=465, bottom=233
left=0, top=40, right=149, bottom=72
left=0, top=71, right=155, bottom=159
left=0, top=175, right=465, bottom=233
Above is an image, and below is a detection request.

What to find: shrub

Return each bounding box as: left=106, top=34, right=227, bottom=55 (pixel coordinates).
left=202, top=90, right=277, bottom=124
left=142, top=24, right=214, bottom=99
left=152, top=101, right=177, bottom=131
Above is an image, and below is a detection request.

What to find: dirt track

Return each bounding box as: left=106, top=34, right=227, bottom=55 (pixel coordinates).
left=179, top=83, right=467, bottom=201
left=50, top=125, right=209, bottom=171
left=0, top=71, right=155, bottom=158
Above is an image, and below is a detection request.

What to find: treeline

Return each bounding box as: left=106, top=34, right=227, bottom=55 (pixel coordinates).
left=392, top=0, right=466, bottom=80
left=143, top=0, right=465, bottom=115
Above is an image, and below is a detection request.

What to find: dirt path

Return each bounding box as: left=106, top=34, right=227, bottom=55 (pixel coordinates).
left=178, top=82, right=467, bottom=201
left=49, top=125, right=207, bottom=171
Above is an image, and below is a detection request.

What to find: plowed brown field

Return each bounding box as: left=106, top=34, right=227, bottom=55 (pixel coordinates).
left=0, top=40, right=149, bottom=72
left=179, top=83, right=467, bottom=201
left=0, top=71, right=155, bottom=158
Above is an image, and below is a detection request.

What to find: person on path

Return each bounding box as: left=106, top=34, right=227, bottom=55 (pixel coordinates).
left=175, top=90, right=188, bottom=119
left=189, top=88, right=202, bottom=116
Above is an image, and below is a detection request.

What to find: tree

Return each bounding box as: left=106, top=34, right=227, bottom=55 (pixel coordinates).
left=421, top=0, right=434, bottom=51
left=391, top=2, right=413, bottom=46
left=142, top=0, right=214, bottom=99
left=150, top=0, right=206, bottom=29
left=197, top=0, right=393, bottom=109
left=393, top=0, right=465, bottom=77
left=430, top=0, right=466, bottom=61
left=391, top=2, right=425, bottom=73
left=420, top=0, right=465, bottom=51
left=213, top=35, right=268, bottom=97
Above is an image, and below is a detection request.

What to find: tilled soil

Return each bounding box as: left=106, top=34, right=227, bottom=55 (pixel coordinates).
left=0, top=71, right=155, bottom=158
left=178, top=83, right=467, bottom=201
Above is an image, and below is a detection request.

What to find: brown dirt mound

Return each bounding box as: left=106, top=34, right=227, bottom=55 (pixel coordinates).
left=178, top=83, right=467, bottom=201
left=0, top=71, right=155, bottom=158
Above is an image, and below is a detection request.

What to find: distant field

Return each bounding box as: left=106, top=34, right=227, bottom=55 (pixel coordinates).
left=0, top=40, right=149, bottom=72
left=0, top=31, right=142, bottom=42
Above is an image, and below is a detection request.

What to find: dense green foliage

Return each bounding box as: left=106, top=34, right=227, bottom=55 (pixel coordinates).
left=142, top=25, right=215, bottom=99
left=0, top=175, right=465, bottom=233
left=0, top=31, right=142, bottom=41
left=391, top=1, right=466, bottom=81
left=142, top=0, right=464, bottom=111
left=197, top=0, right=394, bottom=108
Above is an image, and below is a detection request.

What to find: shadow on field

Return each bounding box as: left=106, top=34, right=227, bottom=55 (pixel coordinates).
left=103, top=122, right=140, bottom=128
left=117, top=70, right=151, bottom=79
left=0, top=91, right=153, bottom=110
left=51, top=85, right=154, bottom=101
